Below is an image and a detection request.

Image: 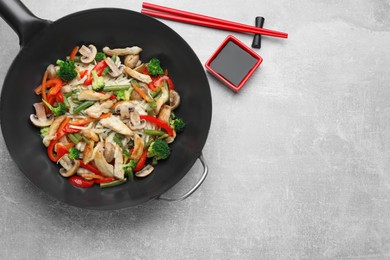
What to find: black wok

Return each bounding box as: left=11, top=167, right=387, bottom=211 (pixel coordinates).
left=0, top=0, right=212, bottom=209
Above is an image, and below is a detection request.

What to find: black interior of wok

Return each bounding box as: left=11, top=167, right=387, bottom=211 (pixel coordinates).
left=0, top=9, right=212, bottom=209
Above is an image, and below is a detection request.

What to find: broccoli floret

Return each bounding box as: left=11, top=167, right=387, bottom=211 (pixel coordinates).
left=40, top=127, right=50, bottom=138
left=95, top=52, right=106, bottom=62
left=68, top=147, right=79, bottom=160
left=172, top=118, right=185, bottom=133
left=147, top=139, right=170, bottom=163
left=114, top=90, right=130, bottom=101
left=148, top=58, right=164, bottom=76
left=91, top=70, right=105, bottom=91
left=42, top=99, right=66, bottom=116
left=56, top=59, right=77, bottom=81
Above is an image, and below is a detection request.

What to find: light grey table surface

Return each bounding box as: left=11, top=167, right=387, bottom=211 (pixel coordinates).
left=1, top=0, right=390, bottom=259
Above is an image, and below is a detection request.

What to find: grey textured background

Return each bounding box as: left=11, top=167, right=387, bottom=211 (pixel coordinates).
left=1, top=0, right=390, bottom=259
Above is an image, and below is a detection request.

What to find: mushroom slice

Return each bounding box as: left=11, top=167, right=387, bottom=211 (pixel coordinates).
left=94, top=148, right=114, bottom=177
left=114, top=144, right=125, bottom=180
left=42, top=115, right=66, bottom=147
left=79, top=44, right=97, bottom=64
left=78, top=90, right=112, bottom=101
left=103, top=142, right=115, bottom=163
left=82, top=140, right=95, bottom=164
left=30, top=102, right=54, bottom=127
left=113, top=101, right=135, bottom=119
left=105, top=57, right=125, bottom=77
left=46, top=64, right=57, bottom=79
left=59, top=155, right=80, bottom=177
left=100, top=116, right=134, bottom=136
left=124, top=66, right=152, bottom=84
left=170, top=90, right=181, bottom=110
left=103, top=46, right=142, bottom=56
left=128, top=111, right=146, bottom=131
left=158, top=105, right=172, bottom=123
left=154, top=83, right=169, bottom=114
left=135, top=164, right=154, bottom=178
left=124, top=54, right=139, bottom=69
left=85, top=100, right=114, bottom=118
left=130, top=134, right=144, bottom=161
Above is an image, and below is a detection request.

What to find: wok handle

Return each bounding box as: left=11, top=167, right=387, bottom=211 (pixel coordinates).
left=0, top=0, right=51, bottom=47
left=157, top=153, right=208, bottom=201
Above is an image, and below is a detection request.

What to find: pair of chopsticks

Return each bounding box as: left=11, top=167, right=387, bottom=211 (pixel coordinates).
left=141, top=2, right=288, bottom=39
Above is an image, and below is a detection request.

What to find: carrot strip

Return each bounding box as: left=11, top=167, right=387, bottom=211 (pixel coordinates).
left=68, top=113, right=111, bottom=126
left=41, top=70, right=48, bottom=101
left=131, top=81, right=153, bottom=102
left=69, top=46, right=79, bottom=61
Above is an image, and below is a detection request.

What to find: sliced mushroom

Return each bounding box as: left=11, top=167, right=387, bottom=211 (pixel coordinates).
left=114, top=144, right=125, bottom=180
left=99, top=116, right=134, bottom=136
left=78, top=90, right=112, bottom=101
left=103, top=46, right=142, bottom=56
left=130, top=134, right=144, bottom=161
left=170, top=90, right=181, bottom=110
left=85, top=100, right=114, bottom=118
left=94, top=148, right=114, bottom=177
left=128, top=110, right=146, bottom=130
left=79, top=44, right=97, bottom=64
left=154, top=84, right=169, bottom=114
left=105, top=57, right=125, bottom=77
left=59, top=155, right=80, bottom=177
left=124, top=54, right=139, bottom=69
left=46, top=64, right=57, bottom=79
left=30, top=102, right=54, bottom=127
left=113, top=101, right=135, bottom=119
left=135, top=164, right=154, bottom=177
left=103, top=142, right=115, bottom=163
left=124, top=66, right=152, bottom=84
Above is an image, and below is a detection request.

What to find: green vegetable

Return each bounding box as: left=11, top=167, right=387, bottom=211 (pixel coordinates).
left=148, top=58, right=164, bottom=76
left=113, top=134, right=124, bottom=148
left=112, top=55, right=118, bottom=62
left=103, top=85, right=130, bottom=92
left=95, top=52, right=106, bottom=62
left=73, top=101, right=95, bottom=114
left=102, top=66, right=110, bottom=76
left=40, top=127, right=50, bottom=138
left=42, top=99, right=66, bottom=116
left=144, top=129, right=167, bottom=136
left=56, top=59, right=77, bottom=81
left=68, top=147, right=80, bottom=160
left=66, top=56, right=81, bottom=62
left=91, top=70, right=105, bottom=91
left=100, top=178, right=127, bottom=188
left=68, top=133, right=82, bottom=144
left=147, top=139, right=170, bottom=163
left=171, top=118, right=185, bottom=133
left=114, top=89, right=131, bottom=101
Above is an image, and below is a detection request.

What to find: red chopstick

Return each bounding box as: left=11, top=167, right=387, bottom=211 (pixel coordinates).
left=141, top=2, right=288, bottom=39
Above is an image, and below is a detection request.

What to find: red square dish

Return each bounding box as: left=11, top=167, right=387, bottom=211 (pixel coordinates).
left=205, top=35, right=263, bottom=92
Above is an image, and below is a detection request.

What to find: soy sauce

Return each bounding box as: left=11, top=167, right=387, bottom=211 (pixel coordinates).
left=209, top=40, right=258, bottom=86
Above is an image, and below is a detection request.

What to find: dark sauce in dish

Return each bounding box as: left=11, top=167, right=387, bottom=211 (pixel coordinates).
left=209, top=40, right=258, bottom=86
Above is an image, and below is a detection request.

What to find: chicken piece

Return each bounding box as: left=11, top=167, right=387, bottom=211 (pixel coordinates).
left=78, top=90, right=112, bottom=101
left=124, top=66, right=152, bottom=84
left=82, top=141, right=95, bottom=164
left=94, top=148, right=114, bottom=177
left=42, top=115, right=66, bottom=147
left=130, top=134, right=144, bottom=161
left=157, top=105, right=172, bottom=123
left=85, top=100, right=114, bottom=118
left=100, top=116, right=134, bottom=136
left=114, top=144, right=125, bottom=180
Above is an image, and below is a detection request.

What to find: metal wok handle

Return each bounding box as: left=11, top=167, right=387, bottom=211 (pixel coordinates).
left=0, top=0, right=51, bottom=47
left=157, top=153, right=208, bottom=201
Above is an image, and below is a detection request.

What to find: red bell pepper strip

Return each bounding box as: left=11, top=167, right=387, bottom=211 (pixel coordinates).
left=54, top=143, right=74, bottom=160
left=69, top=46, right=79, bottom=61
left=68, top=175, right=94, bottom=188
left=79, top=161, right=103, bottom=176
left=83, top=60, right=108, bottom=86
left=55, top=92, right=64, bottom=103
left=133, top=150, right=148, bottom=172
left=153, top=76, right=174, bottom=90
left=94, top=177, right=116, bottom=184
left=63, top=124, right=81, bottom=134
left=47, top=78, right=63, bottom=96
left=139, top=115, right=174, bottom=136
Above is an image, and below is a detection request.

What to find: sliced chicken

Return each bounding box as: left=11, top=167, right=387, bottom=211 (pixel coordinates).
left=43, top=115, right=66, bottom=147
left=130, top=134, right=144, bottom=161
left=103, top=46, right=142, bottom=56
left=82, top=140, right=95, bottom=164
left=157, top=105, right=172, bottom=123
left=114, top=144, right=125, bottom=180
left=124, top=66, right=152, bottom=84
left=85, top=100, right=114, bottom=118
left=94, top=148, right=114, bottom=177
left=78, top=90, right=112, bottom=101
left=100, top=116, right=134, bottom=136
